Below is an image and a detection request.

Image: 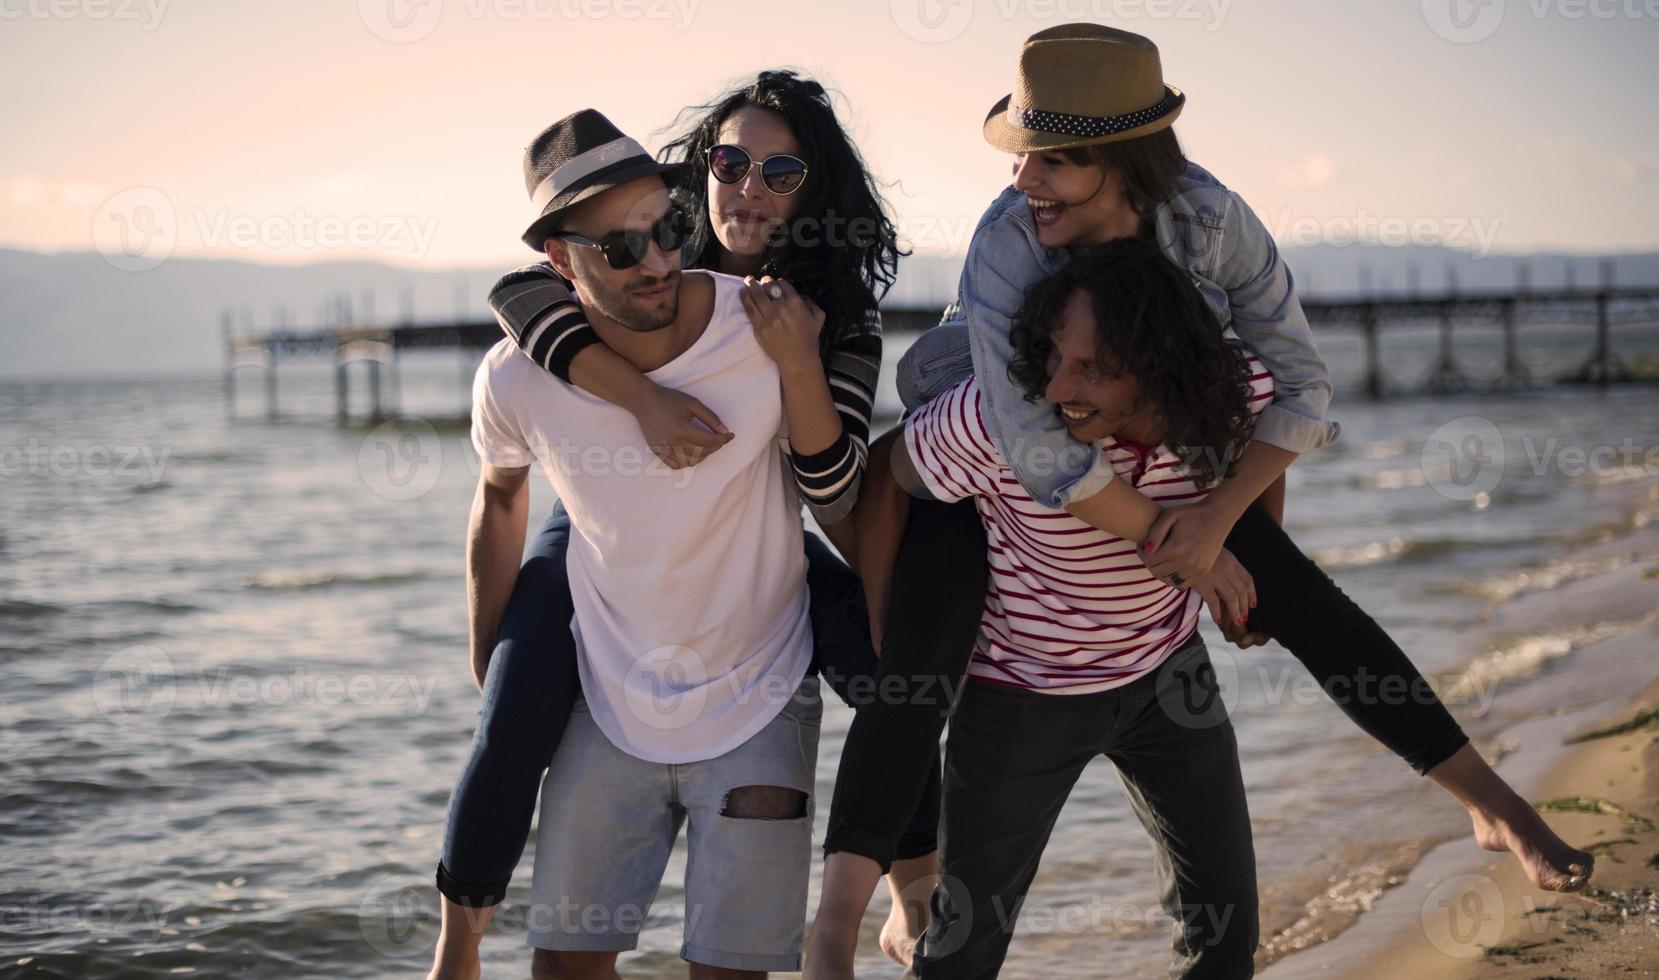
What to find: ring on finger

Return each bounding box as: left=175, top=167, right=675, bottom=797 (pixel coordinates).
left=765, top=283, right=784, bottom=300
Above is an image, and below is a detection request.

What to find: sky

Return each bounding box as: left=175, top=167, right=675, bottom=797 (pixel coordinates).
left=2, top=0, right=1656, bottom=269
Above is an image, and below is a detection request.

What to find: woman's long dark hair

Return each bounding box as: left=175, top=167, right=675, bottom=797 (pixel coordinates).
left=1007, top=239, right=1253, bottom=489
left=656, top=70, right=905, bottom=363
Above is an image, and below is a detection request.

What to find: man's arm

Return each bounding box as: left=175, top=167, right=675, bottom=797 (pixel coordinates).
left=466, top=462, right=530, bottom=688
left=489, top=265, right=732, bottom=468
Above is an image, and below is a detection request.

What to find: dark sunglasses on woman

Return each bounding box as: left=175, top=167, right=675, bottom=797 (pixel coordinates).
left=706, top=144, right=809, bottom=196
left=556, top=204, right=691, bottom=271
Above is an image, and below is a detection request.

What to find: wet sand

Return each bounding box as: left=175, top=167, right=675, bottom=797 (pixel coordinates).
left=1262, top=631, right=1659, bottom=980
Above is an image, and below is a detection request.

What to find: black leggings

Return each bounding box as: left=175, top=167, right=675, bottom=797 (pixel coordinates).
left=436, top=503, right=942, bottom=907
left=824, top=496, right=1471, bottom=871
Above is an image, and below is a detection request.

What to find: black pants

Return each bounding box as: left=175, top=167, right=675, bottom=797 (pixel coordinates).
left=824, top=497, right=1470, bottom=871
left=437, top=503, right=942, bottom=907
left=909, top=634, right=1258, bottom=980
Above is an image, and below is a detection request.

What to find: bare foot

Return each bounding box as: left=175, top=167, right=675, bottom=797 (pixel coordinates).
left=1469, top=797, right=1594, bottom=891
left=878, top=900, right=922, bottom=969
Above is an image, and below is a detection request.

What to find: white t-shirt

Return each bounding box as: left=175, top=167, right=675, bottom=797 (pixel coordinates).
left=470, top=270, right=812, bottom=764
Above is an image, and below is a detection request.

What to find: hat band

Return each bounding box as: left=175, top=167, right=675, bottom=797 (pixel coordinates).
left=1006, top=91, right=1177, bottom=141
left=530, top=136, right=649, bottom=211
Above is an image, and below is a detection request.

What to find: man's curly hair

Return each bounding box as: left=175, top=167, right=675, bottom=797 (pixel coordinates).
left=1007, top=239, right=1256, bottom=489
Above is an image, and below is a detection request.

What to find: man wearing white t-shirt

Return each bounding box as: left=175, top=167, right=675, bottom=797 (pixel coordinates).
left=464, top=110, right=819, bottom=977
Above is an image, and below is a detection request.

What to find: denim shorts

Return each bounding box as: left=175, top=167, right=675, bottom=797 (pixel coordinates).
left=527, top=673, right=822, bottom=971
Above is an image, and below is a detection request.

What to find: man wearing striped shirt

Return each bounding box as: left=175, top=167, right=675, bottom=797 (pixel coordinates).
left=889, top=242, right=1268, bottom=978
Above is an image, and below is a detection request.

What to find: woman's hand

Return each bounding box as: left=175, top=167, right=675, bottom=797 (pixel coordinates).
left=1183, top=547, right=1256, bottom=630
left=740, top=275, right=826, bottom=375
left=628, top=382, right=733, bottom=469
left=1139, top=498, right=1237, bottom=587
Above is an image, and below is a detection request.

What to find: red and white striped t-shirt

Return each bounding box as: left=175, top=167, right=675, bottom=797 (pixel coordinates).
left=903, top=358, right=1275, bottom=695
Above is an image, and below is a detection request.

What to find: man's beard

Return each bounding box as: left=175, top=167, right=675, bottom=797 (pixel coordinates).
left=584, top=270, right=681, bottom=333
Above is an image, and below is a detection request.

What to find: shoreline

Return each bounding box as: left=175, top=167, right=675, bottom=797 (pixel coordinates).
left=1261, top=624, right=1659, bottom=979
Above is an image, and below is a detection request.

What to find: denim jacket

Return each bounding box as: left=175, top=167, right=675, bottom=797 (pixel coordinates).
left=898, top=162, right=1340, bottom=510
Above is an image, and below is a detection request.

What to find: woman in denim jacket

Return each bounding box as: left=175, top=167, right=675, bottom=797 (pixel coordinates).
left=808, top=23, right=1592, bottom=978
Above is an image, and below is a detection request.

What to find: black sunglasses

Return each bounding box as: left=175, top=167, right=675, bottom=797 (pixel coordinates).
left=557, top=204, right=691, bottom=271
left=706, top=144, right=809, bottom=196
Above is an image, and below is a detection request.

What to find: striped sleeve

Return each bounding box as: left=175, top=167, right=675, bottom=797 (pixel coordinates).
left=902, top=377, right=999, bottom=504
left=486, top=263, right=601, bottom=382
left=790, top=309, right=882, bottom=525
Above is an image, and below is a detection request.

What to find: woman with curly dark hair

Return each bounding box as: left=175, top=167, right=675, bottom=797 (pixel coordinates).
left=427, top=71, right=940, bottom=979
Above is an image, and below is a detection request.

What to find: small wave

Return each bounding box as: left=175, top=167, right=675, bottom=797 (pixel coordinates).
left=0, top=599, right=62, bottom=620
left=1311, top=535, right=1481, bottom=570
left=162, top=449, right=262, bottom=466
left=83, top=598, right=202, bottom=616
left=1257, top=836, right=1449, bottom=966
left=1436, top=610, right=1659, bottom=708
left=242, top=569, right=433, bottom=591
left=128, top=480, right=171, bottom=495
left=1359, top=438, right=1410, bottom=461
left=1435, top=547, right=1659, bottom=604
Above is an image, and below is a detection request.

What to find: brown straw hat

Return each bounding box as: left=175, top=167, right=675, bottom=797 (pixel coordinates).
left=983, top=24, right=1184, bottom=153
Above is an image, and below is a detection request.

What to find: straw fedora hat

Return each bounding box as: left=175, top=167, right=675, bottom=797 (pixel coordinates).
left=983, top=24, right=1184, bottom=153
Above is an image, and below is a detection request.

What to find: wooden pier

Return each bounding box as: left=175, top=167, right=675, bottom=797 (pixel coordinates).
left=224, top=267, right=1659, bottom=422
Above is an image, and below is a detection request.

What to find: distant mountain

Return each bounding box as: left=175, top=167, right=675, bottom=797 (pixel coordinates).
left=2, top=244, right=1655, bottom=378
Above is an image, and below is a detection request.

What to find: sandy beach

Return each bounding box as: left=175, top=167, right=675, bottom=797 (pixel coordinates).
left=1265, top=631, right=1659, bottom=980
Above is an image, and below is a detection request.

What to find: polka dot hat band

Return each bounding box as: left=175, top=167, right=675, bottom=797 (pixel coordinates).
left=983, top=23, right=1186, bottom=154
